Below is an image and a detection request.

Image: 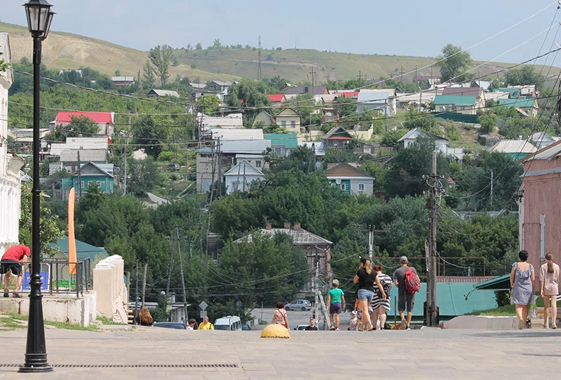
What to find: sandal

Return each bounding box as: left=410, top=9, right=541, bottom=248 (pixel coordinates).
left=553, top=325, right=557, bottom=329
left=12, top=293, right=21, bottom=298
left=3, top=291, right=8, bottom=298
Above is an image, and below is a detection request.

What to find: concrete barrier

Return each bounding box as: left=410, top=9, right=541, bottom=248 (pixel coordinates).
left=0, top=291, right=97, bottom=327
left=442, top=315, right=518, bottom=330
left=93, top=255, right=128, bottom=324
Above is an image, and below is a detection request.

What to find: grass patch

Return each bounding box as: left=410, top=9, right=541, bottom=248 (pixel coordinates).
left=96, top=316, right=122, bottom=325
left=5, top=314, right=98, bottom=331
left=467, top=305, right=516, bottom=316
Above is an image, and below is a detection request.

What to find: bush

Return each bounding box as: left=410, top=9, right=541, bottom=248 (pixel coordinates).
left=495, top=290, right=511, bottom=307
left=158, top=151, right=175, bottom=162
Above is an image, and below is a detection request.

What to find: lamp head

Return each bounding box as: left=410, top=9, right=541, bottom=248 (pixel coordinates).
left=23, top=0, right=54, bottom=38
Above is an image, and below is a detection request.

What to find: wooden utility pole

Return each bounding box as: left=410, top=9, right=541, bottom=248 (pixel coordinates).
left=426, top=151, right=438, bottom=326
left=77, top=151, right=82, bottom=198
left=141, top=263, right=148, bottom=308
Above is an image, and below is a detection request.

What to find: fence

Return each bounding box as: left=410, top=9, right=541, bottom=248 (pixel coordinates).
left=25, top=258, right=91, bottom=298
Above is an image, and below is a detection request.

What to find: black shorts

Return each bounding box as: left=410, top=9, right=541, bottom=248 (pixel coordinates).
left=398, top=292, right=415, bottom=313
left=0, top=260, right=22, bottom=275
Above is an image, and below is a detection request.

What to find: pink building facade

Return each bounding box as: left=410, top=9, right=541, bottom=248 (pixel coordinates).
left=521, top=141, right=561, bottom=292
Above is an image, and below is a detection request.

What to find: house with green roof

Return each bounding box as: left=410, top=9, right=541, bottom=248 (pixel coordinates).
left=264, top=133, right=298, bottom=157
left=433, top=95, right=478, bottom=115
left=494, top=88, right=521, bottom=97
left=497, top=98, right=539, bottom=118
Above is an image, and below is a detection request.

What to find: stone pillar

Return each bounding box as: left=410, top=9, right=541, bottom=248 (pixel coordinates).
left=93, top=255, right=128, bottom=324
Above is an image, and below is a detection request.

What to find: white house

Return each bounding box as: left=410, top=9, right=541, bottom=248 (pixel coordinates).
left=0, top=33, right=24, bottom=256
left=326, top=163, right=374, bottom=196
left=224, top=160, right=265, bottom=194
left=357, top=89, right=397, bottom=115
left=398, top=128, right=448, bottom=154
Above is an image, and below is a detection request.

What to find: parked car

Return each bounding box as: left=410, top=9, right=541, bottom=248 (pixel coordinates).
left=188, top=172, right=196, bottom=181
left=168, top=163, right=180, bottom=171
left=284, top=300, right=312, bottom=311
left=295, top=325, right=308, bottom=330
left=153, top=322, right=186, bottom=330
left=214, top=316, right=242, bottom=331
left=242, top=323, right=252, bottom=331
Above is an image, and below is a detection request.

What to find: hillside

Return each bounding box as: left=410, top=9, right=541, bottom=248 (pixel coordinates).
left=2, top=21, right=559, bottom=84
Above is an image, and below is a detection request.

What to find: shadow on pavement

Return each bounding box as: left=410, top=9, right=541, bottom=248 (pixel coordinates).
left=468, top=330, right=561, bottom=339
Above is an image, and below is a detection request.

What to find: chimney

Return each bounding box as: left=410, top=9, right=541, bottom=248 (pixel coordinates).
left=284, top=222, right=290, bottom=229
left=265, top=223, right=272, bottom=230
left=293, top=222, right=301, bottom=230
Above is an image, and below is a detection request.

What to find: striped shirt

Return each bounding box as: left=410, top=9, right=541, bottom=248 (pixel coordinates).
left=371, top=273, right=392, bottom=310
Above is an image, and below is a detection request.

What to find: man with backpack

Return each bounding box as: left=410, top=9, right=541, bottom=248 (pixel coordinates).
left=393, top=256, right=420, bottom=330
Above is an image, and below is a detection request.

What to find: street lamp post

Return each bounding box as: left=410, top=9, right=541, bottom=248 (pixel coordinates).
left=19, top=0, right=54, bottom=373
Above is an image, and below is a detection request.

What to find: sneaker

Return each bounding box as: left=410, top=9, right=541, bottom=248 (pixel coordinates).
left=335, top=327, right=340, bottom=331
left=329, top=326, right=335, bottom=331
left=407, top=326, right=411, bottom=331
left=399, top=320, right=407, bottom=330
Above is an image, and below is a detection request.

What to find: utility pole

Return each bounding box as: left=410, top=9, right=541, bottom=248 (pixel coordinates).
left=141, top=263, right=148, bottom=309
left=426, top=151, right=438, bottom=327
left=357, top=71, right=362, bottom=85
left=400, top=66, right=404, bottom=86
left=367, top=225, right=390, bottom=261
left=176, top=228, right=188, bottom=323
left=77, top=151, right=82, bottom=198
left=313, top=253, right=319, bottom=323
left=384, top=99, right=388, bottom=133
left=135, top=261, right=139, bottom=324
left=490, top=170, right=494, bottom=210
left=257, top=35, right=262, bottom=81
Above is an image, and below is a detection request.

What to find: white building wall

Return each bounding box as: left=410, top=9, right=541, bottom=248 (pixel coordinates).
left=0, top=33, right=23, bottom=256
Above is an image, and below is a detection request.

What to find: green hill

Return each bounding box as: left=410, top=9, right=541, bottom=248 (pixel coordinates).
left=2, top=21, right=559, bottom=84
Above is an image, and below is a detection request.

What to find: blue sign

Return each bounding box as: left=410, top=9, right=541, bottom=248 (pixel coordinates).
left=22, top=272, right=49, bottom=291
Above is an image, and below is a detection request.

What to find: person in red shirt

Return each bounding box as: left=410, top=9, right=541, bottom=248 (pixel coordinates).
left=1, top=245, right=30, bottom=298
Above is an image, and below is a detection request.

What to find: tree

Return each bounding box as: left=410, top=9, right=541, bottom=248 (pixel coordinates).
left=46, top=115, right=99, bottom=142
left=126, top=158, right=162, bottom=197
left=0, top=51, right=8, bottom=72
left=19, top=183, right=64, bottom=257
left=384, top=136, right=450, bottom=198
left=435, top=44, right=473, bottom=82
left=218, top=231, right=309, bottom=309
left=478, top=113, right=498, bottom=133
left=131, top=115, right=170, bottom=157
left=213, top=39, right=222, bottom=48
left=227, top=78, right=272, bottom=120
left=114, top=70, right=121, bottom=76
left=505, top=65, right=545, bottom=89
left=142, top=60, right=156, bottom=89
left=196, top=95, right=221, bottom=115
left=335, top=96, right=357, bottom=117
left=455, top=151, right=522, bottom=211
left=148, top=45, right=174, bottom=86
left=195, top=43, right=202, bottom=50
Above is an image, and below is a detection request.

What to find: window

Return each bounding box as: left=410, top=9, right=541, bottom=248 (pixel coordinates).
left=255, top=160, right=262, bottom=168
left=291, top=121, right=296, bottom=129
left=281, top=121, right=286, bottom=127
left=358, top=183, right=365, bottom=193
left=340, top=183, right=346, bottom=191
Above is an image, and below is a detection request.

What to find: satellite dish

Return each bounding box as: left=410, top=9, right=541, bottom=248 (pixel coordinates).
left=335, top=178, right=341, bottom=184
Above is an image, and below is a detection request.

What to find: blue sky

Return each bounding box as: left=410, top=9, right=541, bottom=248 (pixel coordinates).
left=1, top=0, right=560, bottom=64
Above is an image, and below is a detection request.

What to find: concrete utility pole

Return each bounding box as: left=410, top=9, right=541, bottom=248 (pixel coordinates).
left=400, top=66, right=404, bottom=86
left=135, top=261, right=139, bottom=324
left=490, top=170, right=494, bottom=210
left=313, top=253, right=320, bottom=323
left=426, top=151, right=438, bottom=326
left=258, top=35, right=262, bottom=81
left=176, top=228, right=188, bottom=322
left=367, top=225, right=390, bottom=261
left=141, top=263, right=148, bottom=309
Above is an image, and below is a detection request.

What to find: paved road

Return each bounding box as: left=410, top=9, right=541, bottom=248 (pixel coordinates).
left=252, top=308, right=341, bottom=330
left=0, top=326, right=560, bottom=379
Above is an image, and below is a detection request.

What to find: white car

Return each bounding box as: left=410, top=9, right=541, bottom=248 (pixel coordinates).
left=214, top=316, right=242, bottom=331
left=284, top=300, right=312, bottom=311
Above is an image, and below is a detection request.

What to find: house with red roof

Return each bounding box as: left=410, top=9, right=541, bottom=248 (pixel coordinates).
left=267, top=94, right=286, bottom=108
left=51, top=111, right=115, bottom=137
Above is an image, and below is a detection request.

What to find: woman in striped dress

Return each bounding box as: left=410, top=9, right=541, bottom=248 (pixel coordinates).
left=371, top=265, right=392, bottom=330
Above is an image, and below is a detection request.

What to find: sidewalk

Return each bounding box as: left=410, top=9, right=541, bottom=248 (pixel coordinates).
left=0, top=326, right=559, bottom=379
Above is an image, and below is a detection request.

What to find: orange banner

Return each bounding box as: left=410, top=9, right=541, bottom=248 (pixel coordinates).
left=68, top=188, right=76, bottom=275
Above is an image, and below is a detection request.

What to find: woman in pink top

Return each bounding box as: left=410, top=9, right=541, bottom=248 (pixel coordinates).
left=540, top=253, right=560, bottom=329
left=271, top=301, right=289, bottom=329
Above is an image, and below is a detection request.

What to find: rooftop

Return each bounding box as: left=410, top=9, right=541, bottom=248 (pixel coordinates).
left=235, top=227, right=332, bottom=246
left=55, top=111, right=114, bottom=124
left=433, top=95, right=477, bottom=106
left=489, top=140, right=537, bottom=154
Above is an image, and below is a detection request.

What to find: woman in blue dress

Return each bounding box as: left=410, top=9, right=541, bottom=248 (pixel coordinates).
left=510, top=250, right=535, bottom=329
